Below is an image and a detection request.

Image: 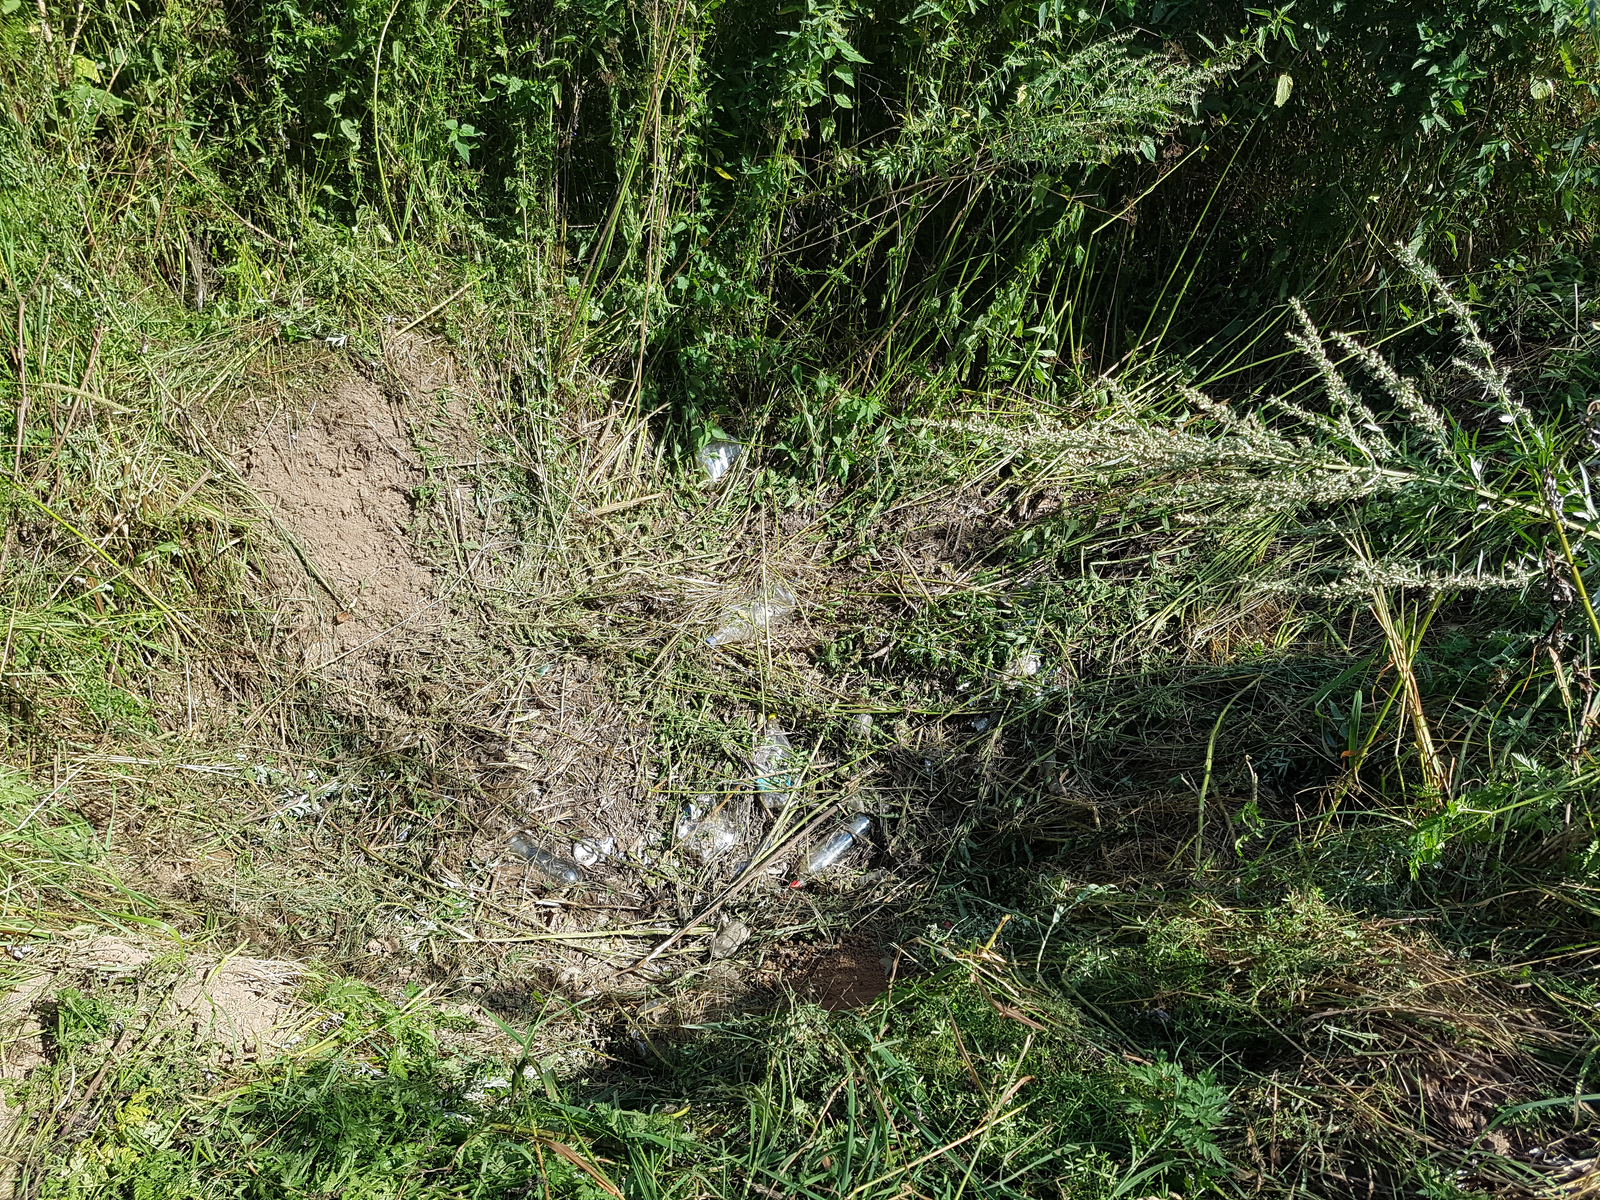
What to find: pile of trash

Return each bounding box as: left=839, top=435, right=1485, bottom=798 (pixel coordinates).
left=506, top=716, right=873, bottom=897
left=498, top=537, right=884, bottom=965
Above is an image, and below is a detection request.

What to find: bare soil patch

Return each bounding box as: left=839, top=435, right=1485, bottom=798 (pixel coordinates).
left=0, top=935, right=306, bottom=1067
left=0, top=934, right=307, bottom=1162
left=236, top=373, right=434, bottom=641
left=229, top=339, right=475, bottom=683
left=759, top=931, right=895, bottom=1011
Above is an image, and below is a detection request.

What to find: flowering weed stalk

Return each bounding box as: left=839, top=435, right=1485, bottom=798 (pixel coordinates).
left=975, top=250, right=1600, bottom=866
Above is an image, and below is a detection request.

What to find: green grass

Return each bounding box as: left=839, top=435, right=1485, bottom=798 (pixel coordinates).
left=9, top=880, right=1594, bottom=1198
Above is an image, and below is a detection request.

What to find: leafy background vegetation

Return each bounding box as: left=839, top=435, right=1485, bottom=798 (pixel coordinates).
left=1, top=0, right=1599, bottom=1195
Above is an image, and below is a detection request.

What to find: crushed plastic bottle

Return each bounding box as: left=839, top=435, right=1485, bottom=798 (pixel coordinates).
left=696, top=439, right=742, bottom=484
left=572, top=835, right=615, bottom=867
left=508, top=835, right=585, bottom=885
left=707, top=581, right=796, bottom=647
left=709, top=915, right=750, bottom=959
left=798, top=815, right=873, bottom=876
left=674, top=796, right=742, bottom=861
left=751, top=719, right=797, bottom=814
left=991, top=649, right=1043, bottom=691
left=850, top=713, right=874, bottom=739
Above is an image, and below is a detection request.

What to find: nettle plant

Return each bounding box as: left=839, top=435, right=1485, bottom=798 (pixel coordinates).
left=986, top=249, right=1600, bottom=864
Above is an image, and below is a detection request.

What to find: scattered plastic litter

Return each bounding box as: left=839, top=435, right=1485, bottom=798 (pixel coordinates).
left=675, top=796, right=742, bottom=860
left=707, top=581, right=796, bottom=647
left=508, top=835, right=585, bottom=885
left=797, top=814, right=873, bottom=876
left=709, top=915, right=750, bottom=959
left=851, top=713, right=874, bottom=738
left=751, top=719, right=798, bottom=814
left=572, top=835, right=615, bottom=867
left=696, top=439, right=742, bottom=484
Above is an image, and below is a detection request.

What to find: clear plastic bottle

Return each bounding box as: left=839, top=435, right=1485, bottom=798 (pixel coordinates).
left=751, top=720, right=796, bottom=814
left=798, top=815, right=872, bottom=875
left=696, top=439, right=742, bottom=484
left=707, top=582, right=797, bottom=647
left=509, top=835, right=585, bottom=885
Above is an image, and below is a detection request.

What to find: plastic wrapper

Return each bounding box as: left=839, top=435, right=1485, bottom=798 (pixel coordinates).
left=709, top=916, right=750, bottom=959
left=674, top=796, right=742, bottom=861
left=572, top=835, right=615, bottom=867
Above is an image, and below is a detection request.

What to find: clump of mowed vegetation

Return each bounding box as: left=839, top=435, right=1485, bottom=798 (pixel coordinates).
left=1, top=0, right=1598, bottom=1195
